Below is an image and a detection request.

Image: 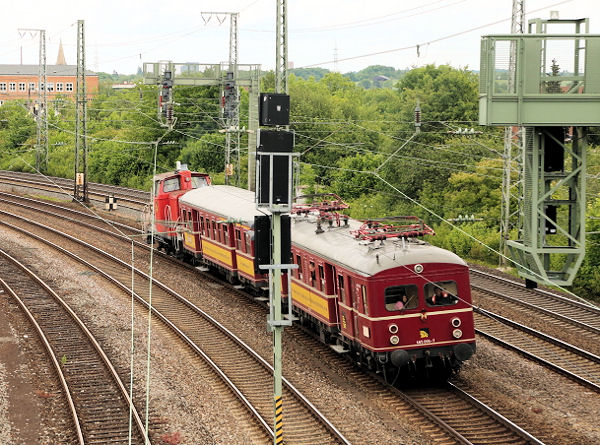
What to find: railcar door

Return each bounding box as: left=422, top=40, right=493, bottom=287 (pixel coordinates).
left=348, top=276, right=359, bottom=340
left=334, top=267, right=355, bottom=339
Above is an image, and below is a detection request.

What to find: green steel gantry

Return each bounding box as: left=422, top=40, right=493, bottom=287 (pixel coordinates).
left=479, top=17, right=600, bottom=286
left=143, top=62, right=261, bottom=190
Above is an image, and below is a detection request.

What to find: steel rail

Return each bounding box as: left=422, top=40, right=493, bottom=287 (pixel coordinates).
left=470, top=267, right=600, bottom=314
left=0, top=248, right=148, bottom=444
left=0, top=211, right=351, bottom=445
left=447, top=382, right=545, bottom=445
left=0, top=174, right=146, bottom=208
left=0, top=270, right=86, bottom=445
left=470, top=282, right=600, bottom=336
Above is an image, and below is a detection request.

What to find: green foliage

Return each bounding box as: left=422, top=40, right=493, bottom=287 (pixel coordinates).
left=1, top=62, right=598, bottom=300
left=180, top=133, right=225, bottom=173
left=396, top=64, right=479, bottom=123
left=572, top=198, right=600, bottom=302
left=430, top=221, right=500, bottom=264
left=290, top=67, right=330, bottom=81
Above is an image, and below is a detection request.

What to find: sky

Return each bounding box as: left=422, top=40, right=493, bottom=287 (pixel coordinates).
left=1, top=0, right=599, bottom=75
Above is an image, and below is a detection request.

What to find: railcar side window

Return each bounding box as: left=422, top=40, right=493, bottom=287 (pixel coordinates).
left=309, top=261, right=316, bottom=288
left=318, top=265, right=325, bottom=292
left=191, top=175, right=208, bottom=189
left=338, top=274, right=345, bottom=300
left=222, top=224, right=229, bottom=244
left=385, top=285, right=418, bottom=311
left=296, top=255, right=302, bottom=279
left=235, top=229, right=242, bottom=250
left=361, top=285, right=369, bottom=316
left=163, top=177, right=180, bottom=192
left=245, top=233, right=252, bottom=254
left=425, top=281, right=458, bottom=307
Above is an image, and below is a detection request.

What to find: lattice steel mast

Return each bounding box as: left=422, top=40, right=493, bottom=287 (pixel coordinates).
left=500, top=0, right=525, bottom=265
left=276, top=0, right=288, bottom=95
left=74, top=20, right=88, bottom=202
left=19, top=28, right=47, bottom=172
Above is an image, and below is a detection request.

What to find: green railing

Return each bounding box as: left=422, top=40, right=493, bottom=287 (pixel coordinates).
left=479, top=34, right=600, bottom=126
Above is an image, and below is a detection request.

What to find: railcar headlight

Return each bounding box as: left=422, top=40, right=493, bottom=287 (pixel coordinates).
left=388, top=324, right=398, bottom=334
left=390, top=335, right=400, bottom=345
left=452, top=329, right=463, bottom=339
left=451, top=317, right=461, bottom=328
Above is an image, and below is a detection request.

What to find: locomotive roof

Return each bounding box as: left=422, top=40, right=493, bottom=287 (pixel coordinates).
left=180, top=185, right=466, bottom=276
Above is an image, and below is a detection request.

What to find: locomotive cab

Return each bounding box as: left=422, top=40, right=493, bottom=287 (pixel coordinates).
left=147, top=163, right=210, bottom=252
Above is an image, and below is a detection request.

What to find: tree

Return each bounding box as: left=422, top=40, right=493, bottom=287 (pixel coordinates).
left=180, top=133, right=225, bottom=173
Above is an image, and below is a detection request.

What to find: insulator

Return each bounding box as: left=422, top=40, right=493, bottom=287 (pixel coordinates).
left=414, top=106, right=422, bottom=125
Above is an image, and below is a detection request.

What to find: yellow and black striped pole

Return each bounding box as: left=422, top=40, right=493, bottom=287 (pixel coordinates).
left=274, top=395, right=283, bottom=444
left=272, top=212, right=284, bottom=444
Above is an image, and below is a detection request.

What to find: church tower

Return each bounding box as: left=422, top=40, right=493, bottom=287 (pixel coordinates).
left=56, top=40, right=66, bottom=65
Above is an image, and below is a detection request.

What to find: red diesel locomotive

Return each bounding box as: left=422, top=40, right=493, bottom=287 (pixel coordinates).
left=147, top=165, right=475, bottom=378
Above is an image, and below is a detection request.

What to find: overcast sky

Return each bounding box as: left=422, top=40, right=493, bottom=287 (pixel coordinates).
left=2, top=0, right=599, bottom=74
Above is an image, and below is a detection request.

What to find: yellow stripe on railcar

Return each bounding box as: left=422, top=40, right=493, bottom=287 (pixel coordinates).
left=201, top=239, right=233, bottom=267
left=183, top=232, right=196, bottom=250
left=291, top=280, right=330, bottom=320
left=236, top=253, right=255, bottom=277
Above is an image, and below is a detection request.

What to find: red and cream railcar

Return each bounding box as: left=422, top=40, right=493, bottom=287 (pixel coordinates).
left=170, top=184, right=475, bottom=375
left=178, top=185, right=268, bottom=286
left=290, top=216, right=475, bottom=373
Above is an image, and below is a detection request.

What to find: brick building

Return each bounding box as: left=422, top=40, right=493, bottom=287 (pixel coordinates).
left=0, top=64, right=98, bottom=106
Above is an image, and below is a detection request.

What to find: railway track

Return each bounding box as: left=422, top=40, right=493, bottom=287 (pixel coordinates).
left=401, top=383, right=542, bottom=445
left=0, top=248, right=148, bottom=444
left=0, top=196, right=554, bottom=444
left=0, top=212, right=350, bottom=444
left=470, top=268, right=600, bottom=336
left=474, top=308, right=600, bottom=391
left=0, top=170, right=148, bottom=210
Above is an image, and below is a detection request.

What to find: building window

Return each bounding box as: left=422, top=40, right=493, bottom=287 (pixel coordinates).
left=56, top=82, right=63, bottom=92
left=18, top=82, right=25, bottom=92
left=9, top=82, right=16, bottom=92
left=29, top=82, right=36, bottom=92
left=46, top=83, right=54, bottom=92
left=40, top=83, right=44, bottom=91
left=66, top=83, right=73, bottom=92
left=0, top=83, right=6, bottom=92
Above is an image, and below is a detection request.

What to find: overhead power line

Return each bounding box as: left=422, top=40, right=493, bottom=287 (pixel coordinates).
left=297, top=0, right=575, bottom=68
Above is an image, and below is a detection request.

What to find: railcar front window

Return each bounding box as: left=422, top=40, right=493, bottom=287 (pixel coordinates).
left=191, top=175, right=208, bottom=189
left=425, top=281, right=458, bottom=307
left=163, top=177, right=180, bottom=192
left=385, top=285, right=418, bottom=311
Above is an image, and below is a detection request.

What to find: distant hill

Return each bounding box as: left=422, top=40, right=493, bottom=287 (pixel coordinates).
left=290, top=65, right=407, bottom=89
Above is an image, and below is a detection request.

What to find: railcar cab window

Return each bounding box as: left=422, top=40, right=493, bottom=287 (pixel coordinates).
left=163, top=177, right=180, bottom=193
left=191, top=175, right=208, bottom=189
left=425, top=281, right=458, bottom=307
left=385, top=285, right=418, bottom=311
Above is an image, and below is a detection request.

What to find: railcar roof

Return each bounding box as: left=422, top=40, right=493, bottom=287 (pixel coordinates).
left=291, top=217, right=466, bottom=277
left=179, top=185, right=467, bottom=275
left=179, top=185, right=263, bottom=224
